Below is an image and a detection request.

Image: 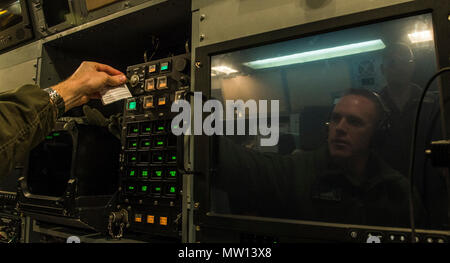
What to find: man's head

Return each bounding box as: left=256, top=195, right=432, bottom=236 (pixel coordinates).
left=328, top=89, right=386, bottom=161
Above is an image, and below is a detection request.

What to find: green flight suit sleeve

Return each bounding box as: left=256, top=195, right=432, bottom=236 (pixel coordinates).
left=0, top=84, right=57, bottom=179
left=214, top=137, right=315, bottom=217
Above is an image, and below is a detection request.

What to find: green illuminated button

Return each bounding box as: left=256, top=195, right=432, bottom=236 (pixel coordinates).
left=169, top=187, right=176, bottom=193
left=169, top=171, right=177, bottom=177
left=171, top=156, right=176, bottom=161
left=160, top=62, right=169, bottom=71
left=153, top=154, right=163, bottom=162
left=132, top=142, right=137, bottom=147
left=129, top=170, right=135, bottom=176
left=155, top=170, right=162, bottom=177
left=128, top=186, right=135, bottom=190
left=128, top=101, right=137, bottom=110
left=158, top=126, right=164, bottom=131
left=157, top=141, right=164, bottom=146
left=133, top=128, right=139, bottom=133
left=46, top=136, right=53, bottom=140
left=142, top=170, right=148, bottom=177
left=146, top=127, right=151, bottom=132
left=131, top=156, right=137, bottom=161
left=53, top=132, right=60, bottom=137
left=154, top=187, right=161, bottom=193
left=141, top=186, right=148, bottom=192
left=144, top=142, right=151, bottom=146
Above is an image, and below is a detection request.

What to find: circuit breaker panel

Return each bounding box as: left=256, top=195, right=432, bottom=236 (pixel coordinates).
left=116, top=53, right=190, bottom=240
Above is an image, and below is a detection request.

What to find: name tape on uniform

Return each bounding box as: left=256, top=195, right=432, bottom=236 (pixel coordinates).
left=101, top=84, right=132, bottom=105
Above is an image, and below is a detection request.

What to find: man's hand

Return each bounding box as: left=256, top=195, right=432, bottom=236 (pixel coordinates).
left=51, top=61, right=127, bottom=112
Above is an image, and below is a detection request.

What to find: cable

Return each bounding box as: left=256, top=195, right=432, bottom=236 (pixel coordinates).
left=408, top=67, right=450, bottom=243
left=143, top=36, right=160, bottom=63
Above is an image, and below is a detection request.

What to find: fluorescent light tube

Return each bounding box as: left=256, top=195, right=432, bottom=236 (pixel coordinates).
left=243, top=39, right=386, bottom=69
left=212, top=66, right=238, bottom=75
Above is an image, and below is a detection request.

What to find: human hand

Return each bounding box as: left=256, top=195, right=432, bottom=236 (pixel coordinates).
left=51, top=61, right=127, bottom=111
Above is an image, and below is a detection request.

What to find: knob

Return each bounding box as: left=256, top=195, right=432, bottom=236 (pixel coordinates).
left=180, top=75, right=190, bottom=86
left=130, top=74, right=140, bottom=87
left=174, top=57, right=189, bottom=73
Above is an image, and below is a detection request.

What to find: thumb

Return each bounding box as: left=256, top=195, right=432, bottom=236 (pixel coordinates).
left=105, top=74, right=127, bottom=87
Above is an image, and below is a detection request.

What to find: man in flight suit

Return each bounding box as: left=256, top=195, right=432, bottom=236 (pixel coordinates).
left=215, top=88, right=425, bottom=227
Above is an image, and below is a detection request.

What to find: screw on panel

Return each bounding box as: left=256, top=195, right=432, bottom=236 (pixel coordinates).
left=196, top=225, right=201, bottom=231
left=200, top=34, right=205, bottom=42
left=195, top=62, right=203, bottom=69
left=200, top=14, right=206, bottom=21
left=194, top=202, right=200, bottom=209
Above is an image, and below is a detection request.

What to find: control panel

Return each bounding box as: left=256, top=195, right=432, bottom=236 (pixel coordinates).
left=0, top=216, right=21, bottom=243
left=117, top=53, right=190, bottom=240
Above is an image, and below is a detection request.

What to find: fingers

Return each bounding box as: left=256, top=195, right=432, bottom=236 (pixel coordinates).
left=105, top=74, right=127, bottom=87
left=94, top=62, right=124, bottom=76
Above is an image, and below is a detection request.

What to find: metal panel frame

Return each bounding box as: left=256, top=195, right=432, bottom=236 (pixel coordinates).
left=193, top=0, right=415, bottom=47
left=40, top=0, right=167, bottom=43
left=0, top=0, right=34, bottom=53
left=0, top=40, right=42, bottom=92
left=193, top=0, right=450, bottom=242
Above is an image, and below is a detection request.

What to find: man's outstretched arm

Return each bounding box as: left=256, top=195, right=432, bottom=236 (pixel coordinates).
left=0, top=61, right=126, bottom=179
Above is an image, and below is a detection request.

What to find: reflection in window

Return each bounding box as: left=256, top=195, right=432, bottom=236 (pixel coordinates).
left=210, top=13, right=448, bottom=230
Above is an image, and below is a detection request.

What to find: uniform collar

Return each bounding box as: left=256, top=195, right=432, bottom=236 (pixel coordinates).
left=314, top=146, right=399, bottom=192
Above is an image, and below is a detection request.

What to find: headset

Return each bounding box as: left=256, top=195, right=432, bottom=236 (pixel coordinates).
left=325, top=88, right=392, bottom=147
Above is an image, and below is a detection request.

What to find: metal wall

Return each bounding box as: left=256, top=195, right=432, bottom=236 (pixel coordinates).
left=0, top=41, right=42, bottom=93
left=192, top=0, right=413, bottom=47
